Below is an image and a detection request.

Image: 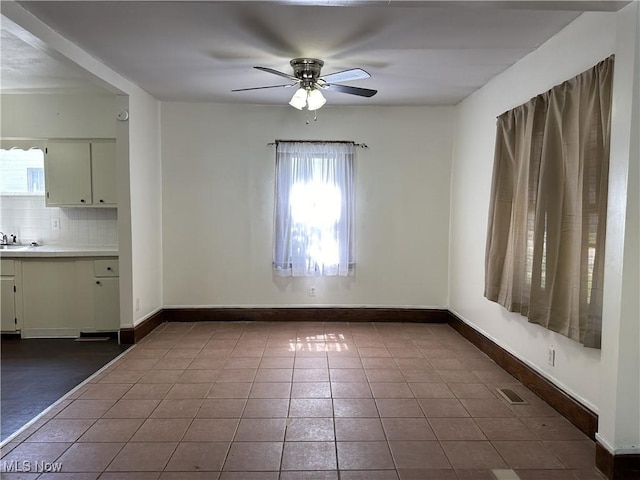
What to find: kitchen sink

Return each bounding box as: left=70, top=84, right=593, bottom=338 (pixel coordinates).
left=0, top=245, right=29, bottom=251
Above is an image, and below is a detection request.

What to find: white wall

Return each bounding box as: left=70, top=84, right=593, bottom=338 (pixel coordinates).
left=449, top=11, right=618, bottom=414
left=449, top=8, right=640, bottom=456
left=161, top=103, right=453, bottom=308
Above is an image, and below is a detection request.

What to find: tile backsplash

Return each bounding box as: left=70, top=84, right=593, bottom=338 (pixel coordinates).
left=0, top=196, right=118, bottom=246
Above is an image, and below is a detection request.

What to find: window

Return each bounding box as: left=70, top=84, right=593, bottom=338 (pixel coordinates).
left=273, top=141, right=355, bottom=277
left=484, top=56, right=613, bottom=349
left=0, top=148, right=45, bottom=195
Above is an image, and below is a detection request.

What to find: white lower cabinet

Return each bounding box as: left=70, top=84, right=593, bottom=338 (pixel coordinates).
left=92, top=259, right=120, bottom=332
left=19, top=257, right=120, bottom=338
left=1, top=259, right=21, bottom=333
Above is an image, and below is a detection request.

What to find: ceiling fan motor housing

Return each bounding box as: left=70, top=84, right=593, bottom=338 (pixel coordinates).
left=291, top=58, right=324, bottom=88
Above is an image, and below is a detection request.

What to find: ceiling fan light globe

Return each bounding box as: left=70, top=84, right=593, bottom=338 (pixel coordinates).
left=307, top=89, right=326, bottom=111
left=289, top=88, right=308, bottom=110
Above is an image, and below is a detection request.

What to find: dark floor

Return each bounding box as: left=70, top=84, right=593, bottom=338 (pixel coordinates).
left=1, top=337, right=129, bottom=441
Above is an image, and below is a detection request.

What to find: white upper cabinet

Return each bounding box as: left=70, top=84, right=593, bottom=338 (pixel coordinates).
left=91, top=142, right=117, bottom=205
left=45, top=140, right=117, bottom=207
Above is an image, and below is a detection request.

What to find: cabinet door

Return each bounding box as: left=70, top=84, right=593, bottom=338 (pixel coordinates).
left=0, top=277, right=16, bottom=332
left=45, top=142, right=92, bottom=206
left=94, top=277, right=120, bottom=331
left=91, top=142, right=117, bottom=205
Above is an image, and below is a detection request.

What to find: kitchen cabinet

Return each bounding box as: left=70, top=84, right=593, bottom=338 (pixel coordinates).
left=19, top=256, right=120, bottom=338
left=45, top=140, right=117, bottom=207
left=92, top=259, right=120, bottom=332
left=0, top=259, right=21, bottom=333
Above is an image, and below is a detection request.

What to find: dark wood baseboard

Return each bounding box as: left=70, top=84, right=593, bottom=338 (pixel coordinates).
left=119, top=310, right=166, bottom=345
left=446, top=311, right=598, bottom=440
left=596, top=441, right=640, bottom=480
left=162, top=307, right=450, bottom=324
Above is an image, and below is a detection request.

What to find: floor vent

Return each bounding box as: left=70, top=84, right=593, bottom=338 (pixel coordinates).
left=496, top=388, right=528, bottom=405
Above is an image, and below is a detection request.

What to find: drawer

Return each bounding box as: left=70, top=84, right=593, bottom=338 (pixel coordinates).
left=94, top=259, right=119, bottom=277
left=0, top=259, right=15, bottom=276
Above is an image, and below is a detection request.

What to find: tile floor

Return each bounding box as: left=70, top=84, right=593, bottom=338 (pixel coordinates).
left=0, top=321, right=605, bottom=479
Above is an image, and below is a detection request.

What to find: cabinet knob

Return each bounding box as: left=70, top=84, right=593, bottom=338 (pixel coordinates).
left=107, top=267, right=112, bottom=271
left=96, top=281, right=101, bottom=285
left=99, top=199, right=104, bottom=203
left=80, top=199, right=86, bottom=203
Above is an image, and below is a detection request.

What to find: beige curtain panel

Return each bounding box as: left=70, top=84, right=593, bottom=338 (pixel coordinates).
left=485, top=56, right=614, bottom=349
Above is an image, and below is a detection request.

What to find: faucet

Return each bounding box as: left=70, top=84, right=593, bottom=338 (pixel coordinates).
left=0, top=232, right=7, bottom=245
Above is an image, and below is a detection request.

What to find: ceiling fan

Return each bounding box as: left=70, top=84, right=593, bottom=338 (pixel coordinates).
left=232, top=58, right=377, bottom=111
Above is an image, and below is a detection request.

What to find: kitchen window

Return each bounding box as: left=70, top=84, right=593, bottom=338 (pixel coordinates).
left=273, top=141, right=355, bottom=277
left=0, top=148, right=45, bottom=195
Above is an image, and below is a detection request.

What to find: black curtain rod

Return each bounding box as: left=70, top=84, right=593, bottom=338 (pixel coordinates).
left=267, top=140, right=368, bottom=149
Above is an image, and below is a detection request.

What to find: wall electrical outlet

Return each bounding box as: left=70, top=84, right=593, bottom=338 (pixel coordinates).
left=309, top=286, right=316, bottom=297
left=547, top=346, right=556, bottom=366
left=51, top=218, right=60, bottom=231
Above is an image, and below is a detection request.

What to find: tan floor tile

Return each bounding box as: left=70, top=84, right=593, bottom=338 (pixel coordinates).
left=335, top=417, right=385, bottom=441
left=294, top=357, right=328, bottom=369
left=429, top=418, right=486, bottom=440
left=375, top=398, right=423, bottom=418
left=164, top=441, right=229, bottom=471
left=255, top=368, right=294, bottom=382
left=130, top=418, right=191, bottom=442
left=408, top=382, right=454, bottom=399
left=340, top=471, right=399, bottom=480
left=78, top=418, right=144, bottom=442
left=165, top=383, right=212, bottom=399
left=0, top=442, right=72, bottom=465
left=217, top=369, right=257, bottom=383
left=55, top=442, right=123, bottom=472
left=98, top=370, right=146, bottom=384
left=293, top=369, right=330, bottom=382
left=103, top=399, right=161, bottom=418
left=365, top=369, right=406, bottom=383
left=336, top=441, right=395, bottom=470
left=474, top=417, right=537, bottom=440
left=225, top=357, right=262, bottom=369
left=394, top=358, right=433, bottom=370
left=281, top=442, right=337, bottom=470
left=183, top=418, right=239, bottom=441
left=370, top=383, right=414, bottom=399
left=330, top=382, right=372, bottom=399
left=440, top=441, right=507, bottom=469
left=460, top=398, right=515, bottom=418
left=55, top=400, right=115, bottom=419
left=389, top=441, right=452, bottom=469
left=107, top=442, right=178, bottom=471
left=177, top=369, right=220, bottom=383
left=218, top=473, right=276, bottom=480
left=542, top=440, right=596, bottom=469
left=249, top=382, right=292, bottom=398
left=279, top=472, right=338, bottom=480
left=149, top=398, right=203, bottom=418
left=332, top=398, right=377, bottom=417
left=138, top=370, right=185, bottom=384
left=328, top=369, right=367, bottom=382
left=448, top=383, right=495, bottom=398
left=381, top=418, right=436, bottom=441
left=242, top=398, right=289, bottom=418
left=291, top=382, right=331, bottom=398
left=288, top=399, right=334, bottom=417
left=223, top=442, right=283, bottom=471
left=122, top=384, right=173, bottom=400
left=492, top=441, right=566, bottom=469
left=437, top=370, right=481, bottom=383
left=25, top=419, right=95, bottom=443
left=521, top=417, right=589, bottom=440
left=418, top=398, right=470, bottom=417
left=208, top=383, right=252, bottom=398
left=164, top=348, right=201, bottom=359
left=78, top=384, right=132, bottom=400
left=151, top=358, right=194, bottom=370
left=285, top=418, right=334, bottom=441
left=362, top=358, right=398, bottom=369
left=115, top=358, right=161, bottom=371
left=259, top=357, right=295, bottom=368
left=328, top=357, right=363, bottom=369
left=234, top=418, right=287, bottom=441
left=400, top=369, right=442, bottom=383
left=197, top=399, right=246, bottom=418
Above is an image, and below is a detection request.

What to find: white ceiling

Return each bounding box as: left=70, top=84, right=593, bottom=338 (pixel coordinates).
left=3, top=1, right=630, bottom=105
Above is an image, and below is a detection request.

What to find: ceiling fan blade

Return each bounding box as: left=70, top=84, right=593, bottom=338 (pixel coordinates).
left=320, top=68, right=371, bottom=83
left=231, top=83, right=296, bottom=92
left=254, top=66, right=297, bottom=81
left=323, top=83, right=377, bottom=98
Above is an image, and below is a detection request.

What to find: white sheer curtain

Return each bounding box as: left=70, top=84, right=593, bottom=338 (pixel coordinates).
left=273, top=141, right=355, bottom=277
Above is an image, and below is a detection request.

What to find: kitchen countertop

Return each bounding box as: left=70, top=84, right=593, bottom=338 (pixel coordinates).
left=0, top=245, right=118, bottom=258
